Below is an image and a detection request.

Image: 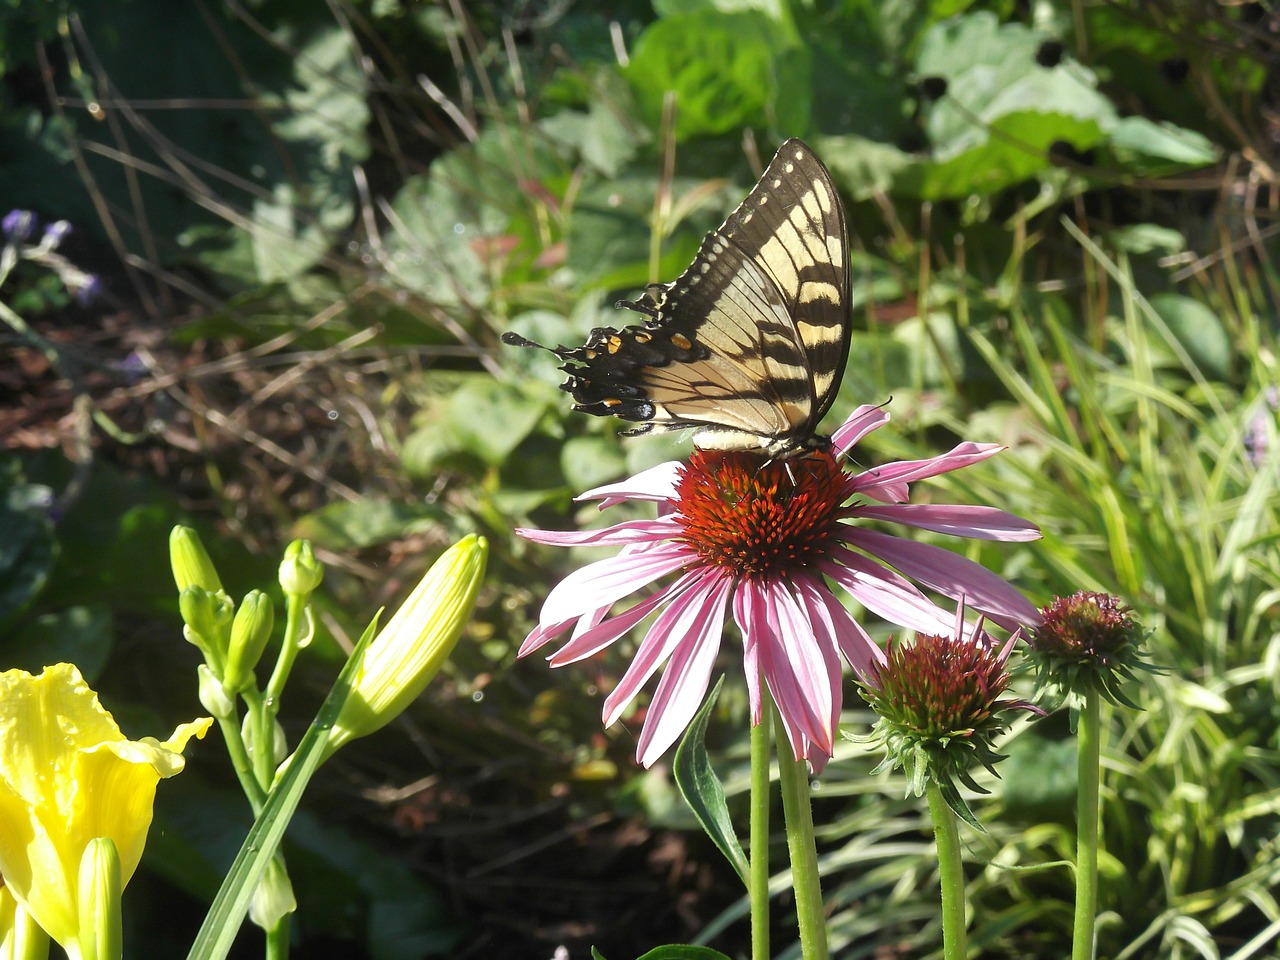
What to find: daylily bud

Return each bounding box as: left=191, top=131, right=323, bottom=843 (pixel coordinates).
left=242, top=714, right=288, bottom=769
left=248, top=856, right=296, bottom=931
left=196, top=665, right=234, bottom=720
left=169, top=526, right=224, bottom=594
left=325, top=535, right=487, bottom=755
left=76, top=838, right=122, bottom=960
left=224, top=591, right=275, bottom=693
left=178, top=587, right=233, bottom=669
left=0, top=886, right=49, bottom=960
left=278, top=540, right=323, bottom=598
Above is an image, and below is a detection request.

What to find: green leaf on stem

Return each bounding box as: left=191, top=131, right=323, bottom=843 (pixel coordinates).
left=672, top=675, right=748, bottom=885
left=634, top=946, right=733, bottom=960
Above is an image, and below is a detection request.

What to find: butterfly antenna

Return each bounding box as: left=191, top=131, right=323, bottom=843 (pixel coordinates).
left=500, top=331, right=545, bottom=349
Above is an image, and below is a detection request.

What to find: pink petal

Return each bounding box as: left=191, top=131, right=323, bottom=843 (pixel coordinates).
left=851, top=442, right=1004, bottom=494
left=578, top=461, right=682, bottom=506
left=603, top=570, right=731, bottom=728
left=853, top=504, right=1041, bottom=542
left=831, top=404, right=891, bottom=456
left=845, top=528, right=1042, bottom=628
left=540, top=542, right=692, bottom=626
left=517, top=517, right=681, bottom=547
left=792, top=572, right=884, bottom=675
left=635, top=577, right=733, bottom=766
left=734, top=585, right=763, bottom=724
left=517, top=617, right=577, bottom=657
left=752, top=585, right=836, bottom=756
left=823, top=546, right=955, bottom=635
left=548, top=576, right=694, bottom=666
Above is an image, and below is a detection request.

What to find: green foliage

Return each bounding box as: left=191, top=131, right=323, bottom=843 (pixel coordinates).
left=625, top=9, right=810, bottom=141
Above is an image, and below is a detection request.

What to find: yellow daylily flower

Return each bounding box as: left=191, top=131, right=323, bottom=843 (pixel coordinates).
left=0, top=664, right=211, bottom=957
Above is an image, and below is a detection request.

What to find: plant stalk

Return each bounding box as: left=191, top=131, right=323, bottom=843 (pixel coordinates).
left=927, top=782, right=966, bottom=960
left=775, top=717, right=827, bottom=960
left=1072, top=692, right=1102, bottom=960
left=749, top=697, right=771, bottom=960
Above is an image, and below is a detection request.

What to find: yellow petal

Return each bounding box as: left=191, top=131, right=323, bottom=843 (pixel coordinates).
left=0, top=664, right=209, bottom=948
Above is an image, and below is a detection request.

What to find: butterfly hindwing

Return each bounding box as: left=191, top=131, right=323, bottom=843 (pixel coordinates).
left=503, top=139, right=849, bottom=458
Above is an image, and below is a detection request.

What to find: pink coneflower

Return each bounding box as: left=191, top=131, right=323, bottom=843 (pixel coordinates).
left=517, top=404, right=1041, bottom=770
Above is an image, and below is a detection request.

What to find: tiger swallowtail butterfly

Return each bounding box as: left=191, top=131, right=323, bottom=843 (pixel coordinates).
left=502, top=138, right=850, bottom=459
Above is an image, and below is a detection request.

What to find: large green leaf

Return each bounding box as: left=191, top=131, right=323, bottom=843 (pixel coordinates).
left=917, top=12, right=1057, bottom=148
left=1106, top=117, right=1217, bottom=171
left=447, top=378, right=548, bottom=466
left=898, top=110, right=1105, bottom=200
left=1147, top=293, right=1232, bottom=381
left=625, top=10, right=810, bottom=142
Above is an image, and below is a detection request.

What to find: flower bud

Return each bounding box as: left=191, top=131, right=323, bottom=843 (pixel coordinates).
left=41, top=221, right=71, bottom=249
left=224, top=591, right=275, bottom=694
left=1029, top=591, right=1152, bottom=709
left=242, top=713, right=288, bottom=769
left=325, top=535, right=487, bottom=755
left=857, top=606, right=1038, bottom=828
left=248, top=856, right=296, bottom=931
left=196, top=664, right=235, bottom=719
left=178, top=587, right=232, bottom=668
left=76, top=838, right=122, bottom=960
left=278, top=540, right=323, bottom=598
left=2, top=210, right=35, bottom=243
left=170, top=526, right=224, bottom=594
left=0, top=886, right=50, bottom=960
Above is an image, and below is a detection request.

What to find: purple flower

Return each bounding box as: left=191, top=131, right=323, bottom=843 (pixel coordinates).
left=42, top=220, right=72, bottom=247
left=3, top=210, right=35, bottom=242
left=74, top=275, right=101, bottom=306
left=517, top=405, right=1042, bottom=770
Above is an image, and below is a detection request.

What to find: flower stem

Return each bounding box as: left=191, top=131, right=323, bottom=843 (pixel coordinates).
left=265, top=917, right=290, bottom=960
left=926, top=782, right=966, bottom=960
left=749, top=696, right=771, bottom=960
left=775, top=717, right=827, bottom=960
left=1072, top=692, right=1102, bottom=960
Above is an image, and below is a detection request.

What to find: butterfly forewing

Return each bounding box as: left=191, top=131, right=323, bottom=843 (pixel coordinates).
left=504, top=138, right=850, bottom=458
left=720, top=140, right=850, bottom=426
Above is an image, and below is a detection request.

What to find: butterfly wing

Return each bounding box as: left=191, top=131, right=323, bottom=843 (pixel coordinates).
left=505, top=139, right=849, bottom=457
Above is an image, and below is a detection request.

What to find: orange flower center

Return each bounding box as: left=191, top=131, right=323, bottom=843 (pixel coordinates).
left=674, top=450, right=849, bottom=580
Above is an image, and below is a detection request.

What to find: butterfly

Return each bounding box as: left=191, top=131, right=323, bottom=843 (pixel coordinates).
left=502, top=138, right=850, bottom=459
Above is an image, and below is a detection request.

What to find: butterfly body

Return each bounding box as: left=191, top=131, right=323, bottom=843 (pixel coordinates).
left=503, top=138, right=849, bottom=459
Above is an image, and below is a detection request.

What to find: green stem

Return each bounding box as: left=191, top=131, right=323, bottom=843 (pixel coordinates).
left=264, top=916, right=290, bottom=960
left=1072, top=692, right=1102, bottom=960
left=265, top=595, right=310, bottom=705
left=775, top=719, right=827, bottom=960
left=215, top=711, right=266, bottom=813
left=749, top=696, right=771, bottom=960
left=927, top=782, right=967, bottom=960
